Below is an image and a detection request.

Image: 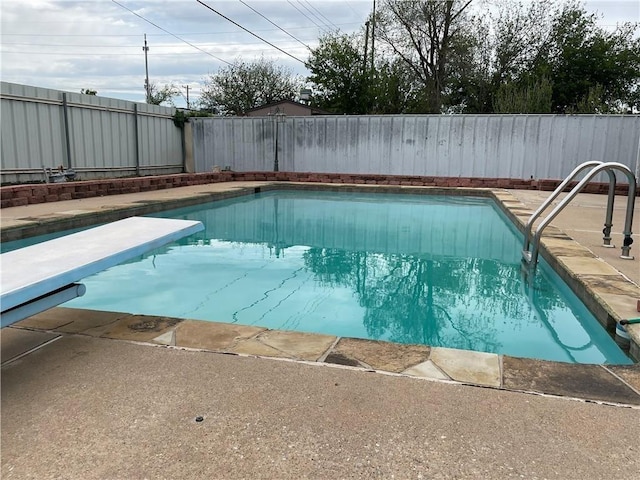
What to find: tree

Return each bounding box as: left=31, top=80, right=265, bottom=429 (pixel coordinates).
left=147, top=83, right=179, bottom=106
left=457, top=0, right=639, bottom=113
left=370, top=58, right=422, bottom=113
left=571, top=84, right=612, bottom=114
left=487, top=0, right=556, bottom=86
left=80, top=88, right=97, bottom=95
left=375, top=0, right=476, bottom=113
left=523, top=1, right=640, bottom=113
left=303, top=0, right=639, bottom=114
left=200, top=57, right=302, bottom=115
left=493, top=76, right=553, bottom=113
left=305, top=32, right=371, bottom=114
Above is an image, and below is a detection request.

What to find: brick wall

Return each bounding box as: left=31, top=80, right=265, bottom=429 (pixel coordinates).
left=0, top=172, right=635, bottom=208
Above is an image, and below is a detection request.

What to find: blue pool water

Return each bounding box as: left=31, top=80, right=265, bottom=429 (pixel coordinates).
left=5, top=190, right=631, bottom=364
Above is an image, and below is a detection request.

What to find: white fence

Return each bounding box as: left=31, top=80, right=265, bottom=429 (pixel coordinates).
left=192, top=114, right=640, bottom=182
left=1, top=82, right=184, bottom=184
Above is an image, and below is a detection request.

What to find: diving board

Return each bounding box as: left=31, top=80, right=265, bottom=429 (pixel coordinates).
left=1, top=216, right=204, bottom=327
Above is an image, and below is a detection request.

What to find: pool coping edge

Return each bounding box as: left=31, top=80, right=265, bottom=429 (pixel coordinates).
left=3, top=181, right=638, bottom=360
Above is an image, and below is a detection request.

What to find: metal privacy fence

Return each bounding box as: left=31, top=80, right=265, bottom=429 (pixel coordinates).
left=1, top=82, right=184, bottom=184
left=192, top=114, right=640, bottom=182
left=2, top=80, right=639, bottom=185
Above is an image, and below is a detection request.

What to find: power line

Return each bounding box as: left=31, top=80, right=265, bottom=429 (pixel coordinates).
left=238, top=0, right=311, bottom=50
left=297, top=0, right=331, bottom=30
left=0, top=22, right=364, bottom=37
left=1, top=43, right=312, bottom=56
left=195, top=0, right=306, bottom=64
left=301, top=0, right=340, bottom=31
left=111, top=0, right=231, bottom=65
left=0, top=51, right=208, bottom=56
left=286, top=0, right=326, bottom=32
left=1, top=41, right=313, bottom=49
left=344, top=1, right=362, bottom=17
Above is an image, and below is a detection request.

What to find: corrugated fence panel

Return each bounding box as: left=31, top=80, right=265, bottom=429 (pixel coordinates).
left=1, top=83, right=67, bottom=182
left=192, top=117, right=275, bottom=173
left=137, top=103, right=183, bottom=175
left=1, top=81, right=183, bottom=183
left=7, top=83, right=636, bottom=186
left=192, top=114, right=639, bottom=182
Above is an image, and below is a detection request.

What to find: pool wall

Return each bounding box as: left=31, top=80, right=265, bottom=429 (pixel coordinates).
left=2, top=181, right=639, bottom=361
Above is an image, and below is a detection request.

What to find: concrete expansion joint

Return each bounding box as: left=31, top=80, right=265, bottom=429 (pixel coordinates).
left=243, top=329, right=265, bottom=342
left=8, top=324, right=66, bottom=335
left=403, top=358, right=451, bottom=381
left=616, top=270, right=640, bottom=287
left=502, top=386, right=640, bottom=410
left=601, top=365, right=640, bottom=397
left=317, top=336, right=342, bottom=362
left=248, top=331, right=318, bottom=361
left=1, top=332, right=63, bottom=366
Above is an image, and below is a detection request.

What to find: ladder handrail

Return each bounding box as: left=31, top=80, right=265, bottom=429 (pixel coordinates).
left=523, top=161, right=602, bottom=253
left=524, top=162, right=636, bottom=268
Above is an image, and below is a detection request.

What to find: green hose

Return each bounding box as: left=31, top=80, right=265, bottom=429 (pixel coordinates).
left=620, top=318, right=640, bottom=325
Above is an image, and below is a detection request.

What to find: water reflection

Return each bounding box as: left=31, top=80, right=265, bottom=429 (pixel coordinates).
left=8, top=192, right=605, bottom=363
left=302, top=248, right=551, bottom=353
left=148, top=191, right=628, bottom=363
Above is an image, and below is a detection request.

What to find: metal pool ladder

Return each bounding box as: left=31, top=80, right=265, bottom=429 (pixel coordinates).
left=522, top=161, right=637, bottom=271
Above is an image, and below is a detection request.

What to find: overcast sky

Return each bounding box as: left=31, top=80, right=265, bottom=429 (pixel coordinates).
left=1, top=0, right=638, bottom=108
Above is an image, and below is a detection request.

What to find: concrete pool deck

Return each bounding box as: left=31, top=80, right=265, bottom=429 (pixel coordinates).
left=2, top=181, right=640, bottom=479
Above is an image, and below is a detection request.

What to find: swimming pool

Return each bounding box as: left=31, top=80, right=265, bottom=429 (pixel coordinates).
left=5, top=190, right=632, bottom=364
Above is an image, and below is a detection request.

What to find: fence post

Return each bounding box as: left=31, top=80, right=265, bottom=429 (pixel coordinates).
left=180, top=118, right=186, bottom=174
left=61, top=92, right=73, bottom=169
left=635, top=131, right=640, bottom=182
left=133, top=103, right=141, bottom=176
left=272, top=113, right=286, bottom=172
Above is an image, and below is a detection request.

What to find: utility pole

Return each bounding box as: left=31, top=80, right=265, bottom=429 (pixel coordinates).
left=363, top=20, right=370, bottom=77
left=183, top=85, right=190, bottom=109
left=143, top=34, right=150, bottom=103
left=370, top=0, right=376, bottom=72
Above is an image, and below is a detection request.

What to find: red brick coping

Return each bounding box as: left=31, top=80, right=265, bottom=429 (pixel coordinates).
left=1, top=172, right=636, bottom=208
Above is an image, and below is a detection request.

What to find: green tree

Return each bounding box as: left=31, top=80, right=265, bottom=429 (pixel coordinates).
left=375, top=0, right=476, bottom=113
left=454, top=0, right=556, bottom=113
left=571, top=83, right=611, bottom=113
left=457, top=0, right=639, bottom=113
left=304, top=0, right=639, bottom=114
left=532, top=2, right=640, bottom=113
left=488, top=0, right=556, bottom=86
left=200, top=57, right=302, bottom=115
left=493, top=76, right=553, bottom=113
left=305, top=32, right=371, bottom=114
left=370, top=58, right=422, bottom=113
left=147, top=83, right=179, bottom=106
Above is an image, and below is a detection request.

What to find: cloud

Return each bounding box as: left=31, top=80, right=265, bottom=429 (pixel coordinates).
left=2, top=0, right=636, bottom=107
left=586, top=0, right=640, bottom=27
left=1, top=0, right=370, bottom=104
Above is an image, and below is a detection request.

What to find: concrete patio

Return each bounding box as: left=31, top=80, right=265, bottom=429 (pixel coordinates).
left=2, top=182, right=639, bottom=479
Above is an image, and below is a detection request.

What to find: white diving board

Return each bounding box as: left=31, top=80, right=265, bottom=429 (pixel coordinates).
left=1, top=216, right=204, bottom=327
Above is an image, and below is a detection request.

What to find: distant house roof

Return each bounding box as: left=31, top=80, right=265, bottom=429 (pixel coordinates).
left=245, top=100, right=330, bottom=117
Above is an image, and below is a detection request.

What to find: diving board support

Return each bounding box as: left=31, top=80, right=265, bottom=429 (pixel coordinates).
left=1, top=216, right=204, bottom=327
left=1, top=283, right=86, bottom=328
